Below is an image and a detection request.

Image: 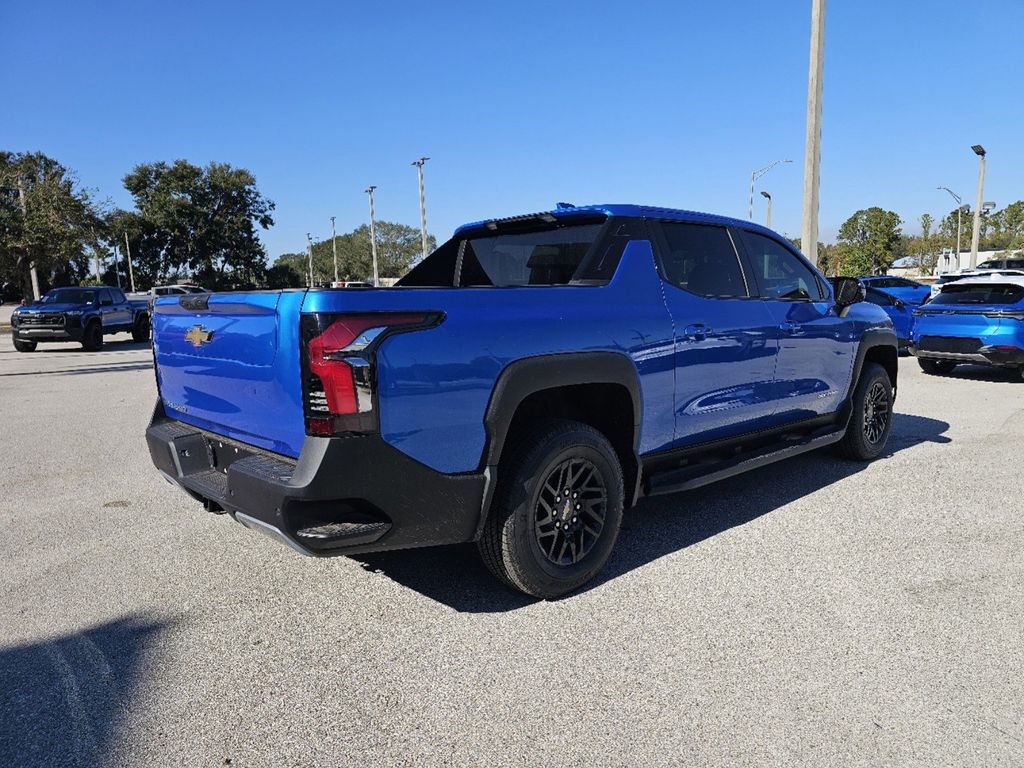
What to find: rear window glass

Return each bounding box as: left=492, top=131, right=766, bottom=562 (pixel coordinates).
left=398, top=221, right=614, bottom=287
left=460, top=225, right=602, bottom=287
left=932, top=283, right=1024, bottom=305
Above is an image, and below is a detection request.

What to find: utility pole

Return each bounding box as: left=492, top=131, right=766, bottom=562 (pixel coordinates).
left=123, top=231, right=137, bottom=293
left=937, top=187, right=964, bottom=272
left=113, top=244, right=123, bottom=289
left=365, top=186, right=379, bottom=286
left=16, top=180, right=40, bottom=300
left=330, top=216, right=338, bottom=285
left=801, top=0, right=826, bottom=266
left=748, top=160, right=790, bottom=221
left=760, top=191, right=773, bottom=229
left=306, top=233, right=314, bottom=287
left=969, top=145, right=986, bottom=269
left=412, top=157, right=430, bottom=260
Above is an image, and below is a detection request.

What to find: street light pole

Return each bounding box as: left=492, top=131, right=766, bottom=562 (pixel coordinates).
left=306, top=233, right=314, bottom=287
left=937, top=187, right=963, bottom=271
left=330, top=216, right=338, bottom=285
left=760, top=191, right=773, bottom=229
left=412, top=157, right=429, bottom=260
left=748, top=160, right=791, bottom=221
left=969, top=145, right=986, bottom=269
left=801, top=0, right=826, bottom=266
left=365, top=186, right=379, bottom=287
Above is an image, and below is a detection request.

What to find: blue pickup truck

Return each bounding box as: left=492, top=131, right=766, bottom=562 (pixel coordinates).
left=146, top=204, right=897, bottom=598
left=11, top=286, right=150, bottom=352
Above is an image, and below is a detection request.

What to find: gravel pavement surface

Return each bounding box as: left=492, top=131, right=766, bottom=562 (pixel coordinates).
left=1, top=339, right=1022, bottom=767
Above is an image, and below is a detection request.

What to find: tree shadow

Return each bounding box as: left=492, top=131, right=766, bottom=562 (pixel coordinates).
left=353, top=413, right=950, bottom=613
left=0, top=615, right=167, bottom=767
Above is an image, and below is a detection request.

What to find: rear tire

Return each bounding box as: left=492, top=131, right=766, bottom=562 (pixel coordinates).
left=13, top=338, right=37, bottom=352
left=836, top=362, right=893, bottom=462
left=82, top=321, right=103, bottom=352
left=131, top=314, right=151, bottom=342
left=478, top=419, right=624, bottom=599
left=918, top=358, right=957, bottom=375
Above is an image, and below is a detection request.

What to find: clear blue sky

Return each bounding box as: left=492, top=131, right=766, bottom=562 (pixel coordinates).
left=3, top=0, right=1021, bottom=258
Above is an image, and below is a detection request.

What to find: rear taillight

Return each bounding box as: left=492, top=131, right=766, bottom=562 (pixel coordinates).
left=300, top=312, right=440, bottom=437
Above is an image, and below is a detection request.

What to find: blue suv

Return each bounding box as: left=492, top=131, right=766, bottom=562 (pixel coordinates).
left=146, top=204, right=898, bottom=597
left=911, top=275, right=1024, bottom=378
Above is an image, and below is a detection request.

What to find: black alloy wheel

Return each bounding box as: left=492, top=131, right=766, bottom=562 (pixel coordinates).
left=862, top=380, right=891, bottom=445
left=534, top=456, right=607, bottom=566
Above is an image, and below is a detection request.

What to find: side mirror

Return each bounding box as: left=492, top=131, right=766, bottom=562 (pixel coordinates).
left=831, top=277, right=865, bottom=314
left=894, top=299, right=906, bottom=310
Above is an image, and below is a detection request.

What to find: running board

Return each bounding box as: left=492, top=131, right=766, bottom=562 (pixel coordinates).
left=644, top=426, right=845, bottom=497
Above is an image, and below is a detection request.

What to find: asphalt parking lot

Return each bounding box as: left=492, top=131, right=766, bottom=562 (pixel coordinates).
left=1, top=338, right=1021, bottom=767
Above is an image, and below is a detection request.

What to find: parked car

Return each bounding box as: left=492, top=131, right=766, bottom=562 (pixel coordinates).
left=911, top=275, right=1024, bottom=378
left=977, top=256, right=1024, bottom=270
left=860, top=275, right=931, bottom=306
left=863, top=286, right=914, bottom=350
left=329, top=281, right=374, bottom=288
left=10, top=286, right=150, bottom=352
left=928, top=269, right=1024, bottom=301
left=145, top=204, right=897, bottom=598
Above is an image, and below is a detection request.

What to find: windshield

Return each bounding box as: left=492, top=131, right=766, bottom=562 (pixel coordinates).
left=40, top=288, right=97, bottom=304
left=931, top=283, right=1024, bottom=305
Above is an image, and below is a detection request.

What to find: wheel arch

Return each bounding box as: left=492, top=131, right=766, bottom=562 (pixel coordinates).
left=476, top=352, right=643, bottom=536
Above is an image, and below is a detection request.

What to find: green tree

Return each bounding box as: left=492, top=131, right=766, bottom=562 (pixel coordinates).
left=122, top=160, right=275, bottom=289
left=274, top=221, right=435, bottom=286
left=0, top=151, right=104, bottom=298
left=836, top=207, right=904, bottom=275
left=990, top=201, right=1024, bottom=251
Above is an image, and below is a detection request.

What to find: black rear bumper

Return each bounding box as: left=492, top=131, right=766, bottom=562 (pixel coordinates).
left=145, top=402, right=487, bottom=556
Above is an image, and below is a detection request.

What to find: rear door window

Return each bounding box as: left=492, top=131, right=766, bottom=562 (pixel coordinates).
left=653, top=222, right=748, bottom=297
left=738, top=230, right=824, bottom=301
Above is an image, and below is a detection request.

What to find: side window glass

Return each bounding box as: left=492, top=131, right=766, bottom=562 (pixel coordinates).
left=112, top=289, right=126, bottom=303
left=98, top=289, right=112, bottom=304
left=657, top=223, right=747, bottom=297
left=865, top=288, right=893, bottom=306
left=740, top=231, right=824, bottom=301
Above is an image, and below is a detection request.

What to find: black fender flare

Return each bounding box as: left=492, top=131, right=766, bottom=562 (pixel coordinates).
left=474, top=352, right=644, bottom=537
left=841, top=328, right=899, bottom=424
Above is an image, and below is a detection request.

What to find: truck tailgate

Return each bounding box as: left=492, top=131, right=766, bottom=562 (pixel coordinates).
left=152, top=291, right=307, bottom=457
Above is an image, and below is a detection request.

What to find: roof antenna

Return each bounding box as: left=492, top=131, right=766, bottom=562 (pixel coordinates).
left=555, top=202, right=575, bottom=210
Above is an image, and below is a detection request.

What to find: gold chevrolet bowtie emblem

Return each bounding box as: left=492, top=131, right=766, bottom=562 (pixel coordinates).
left=184, top=325, right=213, bottom=348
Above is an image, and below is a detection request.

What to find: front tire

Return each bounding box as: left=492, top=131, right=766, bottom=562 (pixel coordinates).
left=13, top=338, right=37, bottom=352
left=478, top=420, right=625, bottom=599
left=836, top=362, right=893, bottom=461
left=918, top=358, right=957, bottom=375
left=82, top=321, right=103, bottom=352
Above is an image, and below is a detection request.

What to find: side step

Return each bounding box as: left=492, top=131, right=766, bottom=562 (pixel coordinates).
left=293, top=521, right=391, bottom=547
left=644, top=426, right=845, bottom=497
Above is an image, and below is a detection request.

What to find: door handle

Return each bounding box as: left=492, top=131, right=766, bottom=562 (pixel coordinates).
left=682, top=324, right=713, bottom=341
left=779, top=321, right=801, bottom=334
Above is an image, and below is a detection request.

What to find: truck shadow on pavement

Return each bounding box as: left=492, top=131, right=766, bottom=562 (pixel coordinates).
left=934, top=364, right=1023, bottom=383
left=353, top=412, right=951, bottom=613
left=0, top=615, right=166, bottom=767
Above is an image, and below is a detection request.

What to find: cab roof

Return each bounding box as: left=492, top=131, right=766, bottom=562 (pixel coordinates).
left=454, top=203, right=783, bottom=241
